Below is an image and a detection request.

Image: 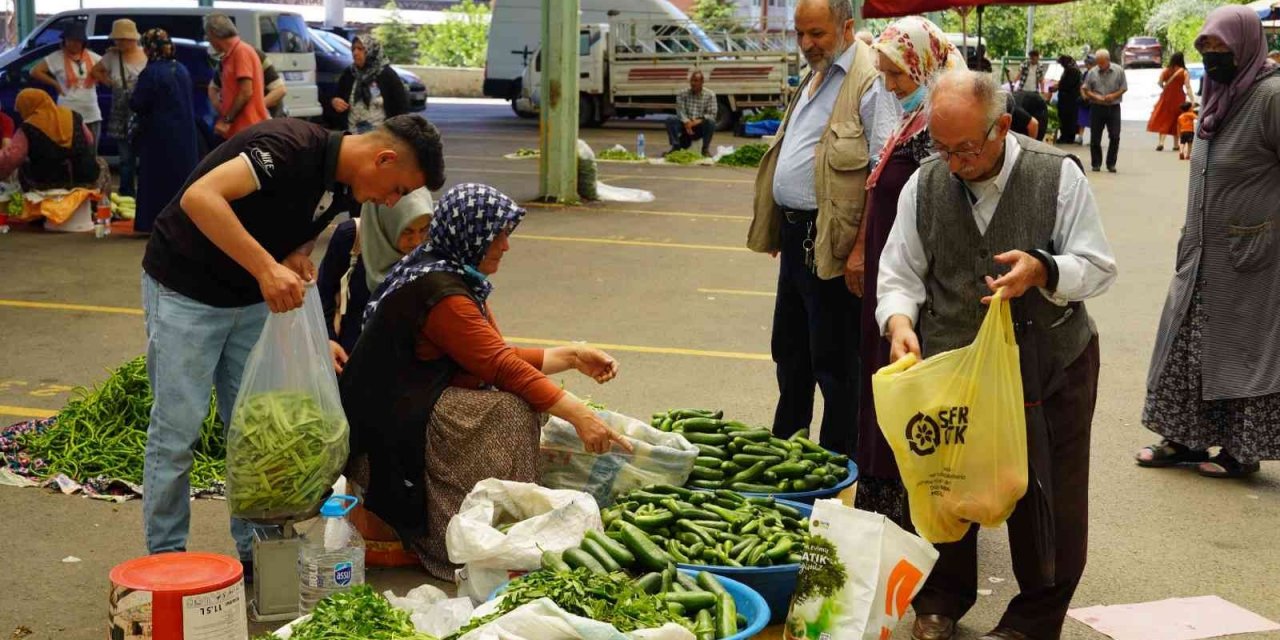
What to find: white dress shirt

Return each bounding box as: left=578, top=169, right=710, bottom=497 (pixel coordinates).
left=876, top=134, right=1118, bottom=333
left=772, top=44, right=900, bottom=211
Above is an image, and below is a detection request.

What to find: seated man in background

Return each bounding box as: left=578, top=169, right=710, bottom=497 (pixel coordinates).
left=664, top=70, right=717, bottom=157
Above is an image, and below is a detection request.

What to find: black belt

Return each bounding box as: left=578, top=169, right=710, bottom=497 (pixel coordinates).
left=781, top=207, right=817, bottom=224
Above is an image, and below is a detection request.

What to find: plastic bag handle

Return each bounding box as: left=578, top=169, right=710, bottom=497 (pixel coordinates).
left=880, top=352, right=920, bottom=374
left=979, top=287, right=1017, bottom=347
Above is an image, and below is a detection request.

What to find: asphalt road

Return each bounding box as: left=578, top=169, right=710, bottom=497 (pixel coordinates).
left=0, top=98, right=1277, bottom=640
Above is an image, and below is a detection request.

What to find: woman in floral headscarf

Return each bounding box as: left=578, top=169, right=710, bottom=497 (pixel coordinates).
left=340, top=183, right=630, bottom=578
left=853, top=15, right=964, bottom=527
left=129, top=28, right=198, bottom=233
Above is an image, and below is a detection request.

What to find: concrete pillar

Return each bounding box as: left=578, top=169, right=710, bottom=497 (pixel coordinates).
left=16, top=0, right=35, bottom=40
left=538, top=0, right=580, bottom=203
left=324, top=0, right=345, bottom=29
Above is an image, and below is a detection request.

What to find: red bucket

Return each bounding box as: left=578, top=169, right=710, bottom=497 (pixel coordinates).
left=109, top=552, right=247, bottom=640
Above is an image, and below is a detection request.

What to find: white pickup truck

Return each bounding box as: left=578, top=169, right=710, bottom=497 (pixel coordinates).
left=515, top=19, right=799, bottom=130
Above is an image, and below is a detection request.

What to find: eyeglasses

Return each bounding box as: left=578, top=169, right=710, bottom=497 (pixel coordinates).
left=931, top=120, right=998, bottom=161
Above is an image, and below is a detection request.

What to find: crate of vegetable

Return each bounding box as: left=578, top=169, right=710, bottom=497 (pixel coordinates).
left=590, top=485, right=811, bottom=624
left=651, top=409, right=857, bottom=502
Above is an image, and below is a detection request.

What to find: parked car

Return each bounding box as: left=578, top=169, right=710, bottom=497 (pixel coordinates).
left=309, top=27, right=426, bottom=130
left=0, top=36, right=216, bottom=157
left=1122, top=36, right=1163, bottom=68
left=4, top=6, right=321, bottom=119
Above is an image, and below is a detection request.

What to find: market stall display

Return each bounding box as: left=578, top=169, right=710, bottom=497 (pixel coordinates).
left=262, top=584, right=437, bottom=640
left=649, top=409, right=855, bottom=501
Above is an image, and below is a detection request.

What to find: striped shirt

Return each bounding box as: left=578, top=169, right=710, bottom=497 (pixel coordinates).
left=676, top=87, right=717, bottom=122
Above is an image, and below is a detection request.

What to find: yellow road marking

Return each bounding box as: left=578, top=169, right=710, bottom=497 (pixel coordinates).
left=0, top=405, right=56, bottom=418
left=507, top=337, right=769, bottom=361
left=519, top=234, right=748, bottom=252
left=697, top=288, right=776, bottom=297
left=0, top=299, right=143, bottom=315
left=522, top=201, right=750, bottom=221
left=0, top=299, right=770, bottom=361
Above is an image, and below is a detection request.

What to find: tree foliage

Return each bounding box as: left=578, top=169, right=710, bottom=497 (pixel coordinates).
left=691, top=0, right=740, bottom=33
left=417, top=0, right=490, bottom=68
left=793, top=536, right=848, bottom=604
left=374, top=0, right=418, bottom=65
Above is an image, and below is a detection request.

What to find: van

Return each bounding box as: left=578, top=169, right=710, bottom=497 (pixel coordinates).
left=944, top=33, right=987, bottom=63
left=6, top=7, right=321, bottom=119
left=484, top=0, right=696, bottom=109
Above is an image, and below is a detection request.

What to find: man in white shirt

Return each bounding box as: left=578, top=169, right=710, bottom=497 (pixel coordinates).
left=31, top=24, right=103, bottom=145
left=877, top=69, right=1116, bottom=640
left=746, top=0, right=899, bottom=456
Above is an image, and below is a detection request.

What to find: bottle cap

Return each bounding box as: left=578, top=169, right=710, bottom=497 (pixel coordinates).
left=320, top=494, right=359, bottom=518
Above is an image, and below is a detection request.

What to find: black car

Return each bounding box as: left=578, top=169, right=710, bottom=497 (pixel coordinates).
left=0, top=36, right=216, bottom=157
left=309, top=27, right=426, bottom=129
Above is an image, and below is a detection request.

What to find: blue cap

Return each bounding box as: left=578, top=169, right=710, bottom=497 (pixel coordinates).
left=320, top=494, right=358, bottom=518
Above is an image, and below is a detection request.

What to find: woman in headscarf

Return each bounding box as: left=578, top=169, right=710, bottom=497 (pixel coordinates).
left=129, top=28, right=199, bottom=234
left=339, top=183, right=630, bottom=578
left=0, top=88, right=100, bottom=190
left=332, top=35, right=409, bottom=134
left=1138, top=5, right=1280, bottom=478
left=1054, top=54, right=1083, bottom=145
left=853, top=15, right=963, bottom=528
left=318, top=188, right=433, bottom=372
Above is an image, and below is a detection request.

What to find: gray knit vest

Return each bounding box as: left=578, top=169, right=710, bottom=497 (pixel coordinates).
left=916, top=134, right=1094, bottom=374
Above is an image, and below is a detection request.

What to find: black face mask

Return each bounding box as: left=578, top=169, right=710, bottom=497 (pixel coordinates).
left=1203, top=51, right=1239, bottom=83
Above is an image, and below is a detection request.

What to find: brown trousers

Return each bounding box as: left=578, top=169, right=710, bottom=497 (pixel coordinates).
left=912, top=337, right=1100, bottom=640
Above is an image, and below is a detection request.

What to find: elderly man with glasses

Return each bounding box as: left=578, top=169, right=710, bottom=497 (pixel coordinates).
left=877, top=68, right=1117, bottom=640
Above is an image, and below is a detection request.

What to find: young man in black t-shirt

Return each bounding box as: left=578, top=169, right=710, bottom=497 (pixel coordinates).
left=140, top=114, right=445, bottom=568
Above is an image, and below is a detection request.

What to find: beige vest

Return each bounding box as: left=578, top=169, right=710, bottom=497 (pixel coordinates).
left=747, top=39, right=879, bottom=281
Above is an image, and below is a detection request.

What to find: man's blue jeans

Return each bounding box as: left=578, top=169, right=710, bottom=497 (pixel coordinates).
left=141, top=272, right=267, bottom=560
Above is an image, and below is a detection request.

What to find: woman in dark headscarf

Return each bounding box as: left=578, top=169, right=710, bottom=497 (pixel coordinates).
left=332, top=35, right=410, bottom=133
left=1138, top=5, right=1280, bottom=478
left=0, top=88, right=100, bottom=189
left=1055, top=55, right=1083, bottom=144
left=339, top=183, right=630, bottom=578
left=129, top=28, right=199, bottom=234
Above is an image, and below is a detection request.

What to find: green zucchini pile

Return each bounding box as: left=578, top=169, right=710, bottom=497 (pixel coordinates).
left=650, top=409, right=850, bottom=493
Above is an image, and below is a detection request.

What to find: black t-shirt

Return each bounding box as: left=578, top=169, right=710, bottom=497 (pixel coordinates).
left=143, top=119, right=355, bottom=307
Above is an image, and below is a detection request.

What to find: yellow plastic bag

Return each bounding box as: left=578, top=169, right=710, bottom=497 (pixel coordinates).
left=872, top=290, right=1027, bottom=543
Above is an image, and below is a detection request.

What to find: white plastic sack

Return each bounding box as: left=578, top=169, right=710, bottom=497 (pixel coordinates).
left=711, top=145, right=735, bottom=162
left=447, top=479, right=602, bottom=602
left=785, top=499, right=939, bottom=640
left=461, top=598, right=694, bottom=640
left=594, top=183, right=655, bottom=203
left=226, top=284, right=348, bottom=520
left=539, top=410, right=699, bottom=506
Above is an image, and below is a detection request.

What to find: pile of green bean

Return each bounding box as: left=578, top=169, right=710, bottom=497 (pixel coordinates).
left=16, top=356, right=225, bottom=488
left=226, top=391, right=348, bottom=519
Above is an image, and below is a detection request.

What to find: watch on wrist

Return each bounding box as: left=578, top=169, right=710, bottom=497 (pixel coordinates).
left=1028, top=248, right=1060, bottom=293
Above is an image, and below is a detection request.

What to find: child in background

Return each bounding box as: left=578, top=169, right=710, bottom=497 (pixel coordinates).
left=1177, top=102, right=1197, bottom=160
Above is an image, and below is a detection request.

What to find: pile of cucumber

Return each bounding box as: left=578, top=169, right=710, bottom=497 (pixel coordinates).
left=590, top=485, right=809, bottom=568
left=650, top=409, right=850, bottom=493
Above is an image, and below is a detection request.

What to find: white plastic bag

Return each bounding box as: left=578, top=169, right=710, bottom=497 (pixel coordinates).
left=576, top=139, right=654, bottom=202
left=226, top=285, right=349, bottom=520
left=461, top=598, right=694, bottom=640
left=594, top=183, right=655, bottom=203
left=447, top=479, right=603, bottom=602
left=539, top=410, right=699, bottom=506
left=785, top=500, right=939, bottom=640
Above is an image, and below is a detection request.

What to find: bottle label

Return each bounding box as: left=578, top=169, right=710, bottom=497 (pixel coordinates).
left=334, top=562, right=353, bottom=586
left=182, top=581, right=248, bottom=640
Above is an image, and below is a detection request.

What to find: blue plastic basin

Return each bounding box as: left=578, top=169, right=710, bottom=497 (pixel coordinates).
left=676, top=498, right=811, bottom=624
left=488, top=570, right=769, bottom=640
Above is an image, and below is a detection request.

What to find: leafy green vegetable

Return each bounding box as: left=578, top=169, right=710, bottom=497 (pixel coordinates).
left=598, top=148, right=644, bottom=161
left=745, top=106, right=783, bottom=123
left=791, top=535, right=847, bottom=604
left=663, top=149, right=706, bottom=165
left=226, top=391, right=347, bottom=518
left=716, top=144, right=769, bottom=168
left=14, top=356, right=225, bottom=489
left=259, top=585, right=436, bottom=640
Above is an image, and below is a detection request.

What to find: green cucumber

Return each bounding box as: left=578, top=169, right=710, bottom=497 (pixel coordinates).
left=676, top=417, right=726, bottom=433
left=715, top=591, right=738, bottom=638
left=584, top=529, right=636, bottom=567
left=729, top=481, right=781, bottom=493
left=694, top=444, right=728, bottom=458
left=690, top=466, right=725, bottom=481
left=683, top=432, right=731, bottom=446
left=696, top=570, right=728, bottom=595
left=731, top=453, right=781, bottom=466
left=729, top=460, right=769, bottom=484
left=695, top=608, right=715, bottom=640
left=688, top=479, right=723, bottom=490
left=540, top=550, right=571, bottom=572
left=619, top=521, right=676, bottom=571
left=694, top=456, right=723, bottom=469
left=636, top=571, right=663, bottom=594
left=769, top=461, right=809, bottom=478
left=563, top=547, right=607, bottom=574
left=580, top=538, right=622, bottom=572
left=665, top=590, right=717, bottom=612
left=734, top=429, right=774, bottom=442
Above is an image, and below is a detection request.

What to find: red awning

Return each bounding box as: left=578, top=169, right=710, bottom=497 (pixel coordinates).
left=863, top=0, right=1076, bottom=19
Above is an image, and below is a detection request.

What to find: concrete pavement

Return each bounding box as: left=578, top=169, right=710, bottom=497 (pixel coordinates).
left=0, top=99, right=1276, bottom=640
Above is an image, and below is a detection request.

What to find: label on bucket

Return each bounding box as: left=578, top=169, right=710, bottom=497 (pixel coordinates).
left=181, top=581, right=248, bottom=640
left=109, top=586, right=153, bottom=638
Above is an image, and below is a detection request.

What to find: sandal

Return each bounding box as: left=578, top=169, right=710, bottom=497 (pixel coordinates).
left=1198, top=451, right=1260, bottom=478
left=1135, top=440, right=1210, bottom=468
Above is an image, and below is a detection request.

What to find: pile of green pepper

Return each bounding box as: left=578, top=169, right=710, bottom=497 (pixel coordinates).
left=650, top=409, right=850, bottom=494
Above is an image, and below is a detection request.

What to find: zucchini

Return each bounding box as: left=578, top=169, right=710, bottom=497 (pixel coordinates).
left=731, top=453, right=781, bottom=466
left=581, top=538, right=622, bottom=572
left=729, top=460, right=770, bottom=484
left=540, top=549, right=571, bottom=573
left=729, top=481, right=780, bottom=493
left=665, top=590, right=717, bottom=612
left=772, top=501, right=802, bottom=519
left=683, top=432, right=731, bottom=446
left=584, top=529, right=636, bottom=567
left=695, top=608, right=715, bottom=640
left=619, top=521, right=676, bottom=571
left=696, top=570, right=728, bottom=595
left=690, top=466, right=725, bottom=481
left=676, top=417, right=725, bottom=433
left=694, top=444, right=729, bottom=458
left=715, top=591, right=738, bottom=638
left=734, top=429, right=774, bottom=442
left=742, top=444, right=788, bottom=458
left=694, top=456, right=723, bottom=469
left=635, top=571, right=663, bottom=594
left=688, top=479, right=723, bottom=490
left=770, top=461, right=809, bottom=479
left=563, top=547, right=607, bottom=574
left=675, top=571, right=704, bottom=592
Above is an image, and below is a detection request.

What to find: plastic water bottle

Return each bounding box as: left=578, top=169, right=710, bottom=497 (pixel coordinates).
left=637, top=133, right=646, bottom=159
left=298, top=494, right=365, bottom=614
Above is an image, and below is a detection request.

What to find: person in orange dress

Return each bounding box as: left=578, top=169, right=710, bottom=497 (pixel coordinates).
left=1146, top=52, right=1195, bottom=151
left=1177, top=102, right=1197, bottom=160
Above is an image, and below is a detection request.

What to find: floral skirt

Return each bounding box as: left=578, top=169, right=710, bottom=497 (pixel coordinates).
left=1142, top=283, right=1280, bottom=463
